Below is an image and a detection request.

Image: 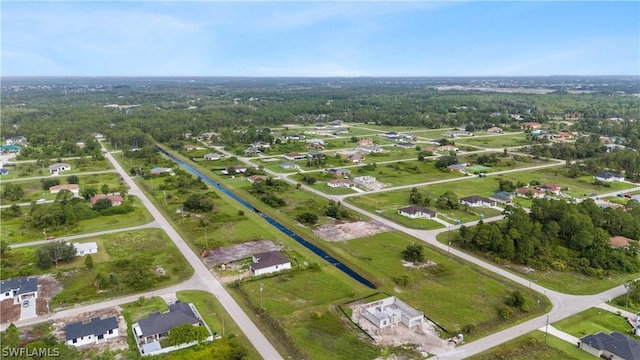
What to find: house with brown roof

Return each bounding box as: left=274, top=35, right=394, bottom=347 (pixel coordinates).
left=521, top=122, right=542, bottom=129
left=539, top=184, right=561, bottom=195
left=515, top=186, right=546, bottom=199
left=49, top=184, right=80, bottom=197
left=398, top=206, right=437, bottom=219
left=447, top=164, right=467, bottom=174
left=90, top=194, right=124, bottom=206
left=609, top=236, right=637, bottom=249
left=487, top=127, right=503, bottom=133
left=247, top=175, right=268, bottom=184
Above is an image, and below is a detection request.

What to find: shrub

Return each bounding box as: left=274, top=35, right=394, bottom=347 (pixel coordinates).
left=393, top=274, right=415, bottom=287
left=296, top=212, right=318, bottom=226
left=498, top=306, right=514, bottom=320
left=402, top=244, right=425, bottom=263
left=463, top=323, right=477, bottom=334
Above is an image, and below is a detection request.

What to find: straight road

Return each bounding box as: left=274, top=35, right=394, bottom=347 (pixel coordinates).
left=0, top=169, right=117, bottom=183
left=8, top=221, right=160, bottom=249
left=102, top=146, right=283, bottom=360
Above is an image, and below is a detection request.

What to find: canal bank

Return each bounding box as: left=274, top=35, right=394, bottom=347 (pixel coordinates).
left=156, top=145, right=377, bottom=289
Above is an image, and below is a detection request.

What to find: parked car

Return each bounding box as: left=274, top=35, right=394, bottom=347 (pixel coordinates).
left=46, top=236, right=56, bottom=240
left=22, top=300, right=29, bottom=308
left=36, top=199, right=46, bottom=204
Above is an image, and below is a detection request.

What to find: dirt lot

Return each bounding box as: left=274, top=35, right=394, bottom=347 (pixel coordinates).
left=202, top=240, right=282, bottom=266
left=0, top=299, right=20, bottom=323
left=350, top=302, right=455, bottom=357
left=313, top=220, right=392, bottom=242
left=50, top=306, right=129, bottom=352
left=0, top=275, right=62, bottom=323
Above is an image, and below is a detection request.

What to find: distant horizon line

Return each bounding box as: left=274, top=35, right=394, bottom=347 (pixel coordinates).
left=2, top=74, right=639, bottom=79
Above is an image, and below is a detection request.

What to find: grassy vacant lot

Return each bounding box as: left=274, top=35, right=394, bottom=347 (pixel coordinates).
left=342, top=159, right=465, bottom=187
left=51, top=229, right=192, bottom=307
left=436, top=232, right=640, bottom=295
left=457, top=153, right=555, bottom=173
left=468, top=330, right=597, bottom=360
left=455, top=133, right=535, bottom=148
left=553, top=307, right=635, bottom=338
left=3, top=157, right=114, bottom=180
left=327, top=231, right=550, bottom=341
left=0, top=197, right=154, bottom=244
left=0, top=172, right=125, bottom=205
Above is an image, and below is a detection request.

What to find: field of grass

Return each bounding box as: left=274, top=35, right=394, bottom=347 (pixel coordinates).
left=553, top=307, right=635, bottom=338
left=50, top=229, right=193, bottom=307
left=0, top=172, right=125, bottom=205
left=377, top=209, right=444, bottom=230
left=457, top=154, right=555, bottom=174
left=455, top=134, right=535, bottom=148
left=2, top=157, right=114, bottom=180
left=435, top=232, right=640, bottom=295
left=327, top=231, right=550, bottom=340
left=468, top=330, right=597, bottom=360
left=0, top=197, right=154, bottom=244
left=343, top=160, right=465, bottom=187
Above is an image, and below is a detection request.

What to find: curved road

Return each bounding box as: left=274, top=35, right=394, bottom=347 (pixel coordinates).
left=218, top=147, right=637, bottom=358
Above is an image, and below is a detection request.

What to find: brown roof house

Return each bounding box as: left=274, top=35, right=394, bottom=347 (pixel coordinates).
left=609, top=236, right=637, bottom=249
left=90, top=194, right=124, bottom=206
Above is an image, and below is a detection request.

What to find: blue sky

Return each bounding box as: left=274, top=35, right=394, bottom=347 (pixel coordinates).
left=2, top=1, right=639, bottom=76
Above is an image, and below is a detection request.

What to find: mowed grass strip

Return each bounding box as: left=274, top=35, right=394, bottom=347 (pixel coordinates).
left=553, top=307, right=635, bottom=338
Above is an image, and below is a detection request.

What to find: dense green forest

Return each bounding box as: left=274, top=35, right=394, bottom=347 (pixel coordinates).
left=458, top=198, right=640, bottom=276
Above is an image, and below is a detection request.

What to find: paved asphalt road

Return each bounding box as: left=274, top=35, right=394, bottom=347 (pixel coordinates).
left=0, top=169, right=117, bottom=182
left=101, top=146, right=283, bottom=360
left=220, top=148, right=638, bottom=359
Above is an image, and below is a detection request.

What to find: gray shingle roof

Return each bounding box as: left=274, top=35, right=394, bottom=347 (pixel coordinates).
left=65, top=316, right=118, bottom=341
left=581, top=331, right=640, bottom=360
left=460, top=195, right=495, bottom=204
left=0, top=277, right=38, bottom=295
left=251, top=251, right=290, bottom=270
left=399, top=205, right=436, bottom=216
left=138, top=302, right=200, bottom=337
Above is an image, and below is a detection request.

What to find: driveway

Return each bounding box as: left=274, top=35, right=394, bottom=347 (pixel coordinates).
left=19, top=299, right=37, bottom=320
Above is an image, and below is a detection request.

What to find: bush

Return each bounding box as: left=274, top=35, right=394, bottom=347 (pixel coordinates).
left=393, top=274, right=415, bottom=287
left=498, top=306, right=514, bottom=320
left=463, top=323, right=477, bottom=334
left=296, top=212, right=318, bottom=226
left=402, top=244, right=425, bottom=263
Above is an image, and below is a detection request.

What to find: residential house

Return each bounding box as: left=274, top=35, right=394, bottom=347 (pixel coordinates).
left=398, top=206, right=437, bottom=219
left=133, top=302, right=208, bottom=356
left=490, top=191, right=514, bottom=205
left=395, top=142, right=414, bottom=149
left=579, top=331, right=640, bottom=360
left=6, top=136, right=27, bottom=145
left=0, top=169, right=9, bottom=176
left=442, top=130, right=473, bottom=138
left=305, top=139, right=325, bottom=146
left=447, top=164, right=467, bottom=174
left=307, top=151, right=324, bottom=159
left=284, top=134, right=305, bottom=140
left=76, top=141, right=85, bottom=149
left=599, top=136, right=613, bottom=144
left=327, top=179, right=355, bottom=188
left=182, top=145, right=197, bottom=151
left=334, top=129, right=349, bottom=135
left=487, top=127, right=503, bottom=133
left=73, top=242, right=98, bottom=256
left=251, top=141, right=271, bottom=148
left=353, top=176, right=377, bottom=187
left=539, top=184, right=561, bottom=195
left=203, top=153, right=220, bottom=161
left=247, top=175, right=268, bottom=184
left=437, top=145, right=459, bottom=152
left=65, top=316, right=119, bottom=347
left=49, top=184, right=80, bottom=197
left=331, top=120, right=344, bottom=127
left=608, top=236, right=636, bottom=249
left=282, top=153, right=307, bottom=161
left=150, top=167, right=172, bottom=175
left=401, top=134, right=416, bottom=141
left=348, top=153, right=364, bottom=163
left=357, top=139, right=374, bottom=146
left=327, top=168, right=350, bottom=178
left=90, top=194, right=124, bottom=206
left=0, top=144, right=22, bottom=153
left=459, top=196, right=497, bottom=207
left=49, top=163, right=72, bottom=174
left=515, top=186, right=545, bottom=199
left=280, top=162, right=301, bottom=170
left=92, top=132, right=104, bottom=139
left=221, top=165, right=248, bottom=175
left=250, top=251, right=291, bottom=276
left=356, top=145, right=384, bottom=154
left=0, top=277, right=38, bottom=304
left=360, top=296, right=423, bottom=329
left=630, top=313, right=640, bottom=336
left=521, top=122, right=542, bottom=129
left=595, top=172, right=625, bottom=182
left=243, top=148, right=261, bottom=156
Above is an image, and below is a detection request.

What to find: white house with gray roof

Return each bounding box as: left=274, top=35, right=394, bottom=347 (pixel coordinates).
left=65, top=316, right=119, bottom=347
left=360, top=296, right=423, bottom=329
left=0, top=277, right=38, bottom=304
left=250, top=251, right=291, bottom=276
left=48, top=163, right=71, bottom=174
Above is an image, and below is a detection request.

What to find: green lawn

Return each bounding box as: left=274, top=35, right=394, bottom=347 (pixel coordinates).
left=0, top=172, right=125, bottom=205
left=4, top=157, right=114, bottom=179
left=378, top=209, right=444, bottom=230
left=468, top=330, right=597, bottom=360
left=0, top=198, right=154, bottom=244
left=50, top=228, right=193, bottom=307
left=455, top=133, right=535, bottom=148
left=553, top=307, right=636, bottom=338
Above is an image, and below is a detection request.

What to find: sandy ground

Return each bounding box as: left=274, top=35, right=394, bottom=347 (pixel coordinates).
left=313, top=220, right=392, bottom=242
left=0, top=299, right=20, bottom=323
left=50, top=306, right=129, bottom=352
left=350, top=302, right=455, bottom=357
left=202, top=240, right=282, bottom=266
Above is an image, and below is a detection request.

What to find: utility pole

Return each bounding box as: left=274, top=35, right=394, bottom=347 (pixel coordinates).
left=544, top=314, right=549, bottom=343
left=260, top=283, right=264, bottom=309
left=222, top=313, right=225, bottom=338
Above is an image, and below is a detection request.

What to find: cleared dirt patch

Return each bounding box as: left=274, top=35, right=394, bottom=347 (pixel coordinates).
left=0, top=299, right=20, bottom=323
left=37, top=275, right=62, bottom=315
left=313, top=220, right=392, bottom=242
left=350, top=302, right=455, bottom=356
left=202, top=240, right=282, bottom=266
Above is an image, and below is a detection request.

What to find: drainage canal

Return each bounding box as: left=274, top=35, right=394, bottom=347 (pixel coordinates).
left=157, top=147, right=377, bottom=289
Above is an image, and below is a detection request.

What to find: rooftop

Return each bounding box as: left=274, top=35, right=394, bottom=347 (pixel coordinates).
left=65, top=316, right=118, bottom=341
